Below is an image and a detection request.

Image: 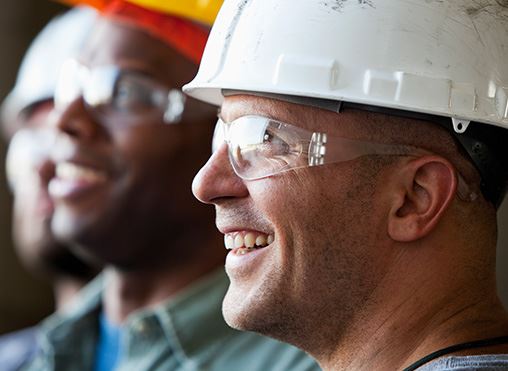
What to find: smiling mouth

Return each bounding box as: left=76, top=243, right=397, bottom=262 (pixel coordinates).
left=56, top=162, right=107, bottom=183
left=49, top=162, right=108, bottom=200
left=224, top=231, right=275, bottom=255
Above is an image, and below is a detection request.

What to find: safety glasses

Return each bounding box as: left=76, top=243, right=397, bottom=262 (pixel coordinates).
left=214, top=115, right=477, bottom=201
left=54, top=59, right=186, bottom=125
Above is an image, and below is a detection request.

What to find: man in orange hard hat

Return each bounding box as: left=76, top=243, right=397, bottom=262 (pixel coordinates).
left=21, top=1, right=319, bottom=370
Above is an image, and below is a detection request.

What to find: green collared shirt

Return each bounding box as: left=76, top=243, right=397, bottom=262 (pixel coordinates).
left=22, top=269, right=320, bottom=371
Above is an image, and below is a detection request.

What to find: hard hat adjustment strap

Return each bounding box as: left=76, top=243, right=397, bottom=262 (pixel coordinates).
left=333, top=101, right=507, bottom=208
left=451, top=118, right=470, bottom=134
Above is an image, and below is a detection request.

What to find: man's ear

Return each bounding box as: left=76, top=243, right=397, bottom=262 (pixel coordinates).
left=387, top=156, right=457, bottom=242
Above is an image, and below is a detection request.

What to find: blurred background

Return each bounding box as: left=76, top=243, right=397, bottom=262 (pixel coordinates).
left=0, top=0, right=66, bottom=334
left=0, top=0, right=506, bottom=335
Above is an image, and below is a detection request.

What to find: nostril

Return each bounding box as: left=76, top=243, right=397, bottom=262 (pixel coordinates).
left=52, top=98, right=99, bottom=141
left=62, top=118, right=89, bottom=138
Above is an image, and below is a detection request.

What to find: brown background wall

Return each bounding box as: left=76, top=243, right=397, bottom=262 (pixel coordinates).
left=0, top=0, right=507, bottom=335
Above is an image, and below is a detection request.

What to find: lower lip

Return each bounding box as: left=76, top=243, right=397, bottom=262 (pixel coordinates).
left=225, top=245, right=271, bottom=274
left=48, top=177, right=107, bottom=201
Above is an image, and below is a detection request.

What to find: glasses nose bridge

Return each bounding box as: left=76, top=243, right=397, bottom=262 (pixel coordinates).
left=55, top=60, right=91, bottom=113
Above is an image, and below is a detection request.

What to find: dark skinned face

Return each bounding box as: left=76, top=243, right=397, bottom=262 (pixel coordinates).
left=8, top=102, right=96, bottom=279
left=49, top=19, right=217, bottom=270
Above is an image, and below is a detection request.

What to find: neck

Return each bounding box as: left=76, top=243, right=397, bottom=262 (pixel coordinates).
left=102, top=232, right=224, bottom=324
left=321, top=292, right=508, bottom=370
left=53, top=275, right=90, bottom=312
left=310, top=246, right=508, bottom=370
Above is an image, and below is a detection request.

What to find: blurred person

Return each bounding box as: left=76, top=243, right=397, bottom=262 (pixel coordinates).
left=22, top=1, right=319, bottom=370
left=0, top=7, right=100, bottom=371
left=187, top=0, right=508, bottom=370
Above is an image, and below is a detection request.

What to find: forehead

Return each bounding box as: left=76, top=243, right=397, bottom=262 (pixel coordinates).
left=79, top=18, right=197, bottom=85
left=221, top=94, right=363, bottom=137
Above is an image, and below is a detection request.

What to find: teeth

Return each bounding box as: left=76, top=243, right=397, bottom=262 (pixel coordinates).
left=223, top=232, right=274, bottom=250
left=224, top=235, right=235, bottom=250
left=267, top=235, right=274, bottom=244
left=255, top=234, right=267, bottom=247
left=234, top=234, right=244, bottom=248
left=244, top=233, right=256, bottom=248
left=57, top=162, right=106, bottom=183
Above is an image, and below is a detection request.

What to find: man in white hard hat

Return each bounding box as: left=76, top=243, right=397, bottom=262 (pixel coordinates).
left=0, top=7, right=99, bottom=371
left=187, top=0, right=508, bottom=370
left=21, top=1, right=319, bottom=370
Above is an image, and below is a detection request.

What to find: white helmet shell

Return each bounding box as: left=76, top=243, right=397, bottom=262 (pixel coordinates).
left=184, top=0, right=508, bottom=130
left=1, top=6, right=97, bottom=125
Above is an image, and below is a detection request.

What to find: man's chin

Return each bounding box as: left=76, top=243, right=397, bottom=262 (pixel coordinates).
left=51, top=206, right=102, bottom=248
left=222, top=285, right=269, bottom=332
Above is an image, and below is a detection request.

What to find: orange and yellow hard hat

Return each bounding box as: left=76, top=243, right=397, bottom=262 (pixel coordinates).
left=58, top=0, right=224, bottom=63
left=60, top=0, right=222, bottom=26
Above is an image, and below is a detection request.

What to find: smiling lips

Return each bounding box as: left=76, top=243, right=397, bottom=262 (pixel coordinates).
left=224, top=231, right=275, bottom=255
left=49, top=162, right=108, bottom=199
left=56, top=162, right=107, bottom=182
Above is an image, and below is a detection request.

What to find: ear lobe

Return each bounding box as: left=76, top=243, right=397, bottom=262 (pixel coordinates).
left=388, top=157, right=457, bottom=242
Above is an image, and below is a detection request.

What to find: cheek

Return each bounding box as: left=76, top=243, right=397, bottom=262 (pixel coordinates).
left=247, top=174, right=326, bottom=268
left=114, top=126, right=182, bottom=160
left=110, top=126, right=185, bottom=189
left=250, top=167, right=374, bottom=266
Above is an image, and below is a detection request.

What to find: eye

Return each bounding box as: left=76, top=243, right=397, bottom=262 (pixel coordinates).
left=258, top=127, right=292, bottom=157
left=113, top=77, right=154, bottom=112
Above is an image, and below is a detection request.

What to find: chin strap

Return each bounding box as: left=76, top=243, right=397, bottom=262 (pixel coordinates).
left=403, top=335, right=508, bottom=371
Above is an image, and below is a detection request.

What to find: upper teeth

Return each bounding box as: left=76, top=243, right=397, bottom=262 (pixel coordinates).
left=56, top=162, right=107, bottom=183
left=224, top=232, right=274, bottom=250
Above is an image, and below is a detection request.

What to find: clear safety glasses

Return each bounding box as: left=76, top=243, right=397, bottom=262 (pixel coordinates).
left=214, top=115, right=477, bottom=201
left=54, top=59, right=186, bottom=125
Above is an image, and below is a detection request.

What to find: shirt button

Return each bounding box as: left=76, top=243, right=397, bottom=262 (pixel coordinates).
left=133, top=319, right=149, bottom=334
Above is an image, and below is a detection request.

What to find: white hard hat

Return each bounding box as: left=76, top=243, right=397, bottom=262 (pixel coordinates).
left=1, top=6, right=97, bottom=129
left=184, top=0, right=508, bottom=206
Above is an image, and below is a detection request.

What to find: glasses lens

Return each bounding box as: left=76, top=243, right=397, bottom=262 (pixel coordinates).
left=227, top=116, right=304, bottom=180
left=56, top=60, right=180, bottom=125
left=84, top=65, right=118, bottom=109
left=55, top=59, right=84, bottom=110
left=212, top=119, right=225, bottom=153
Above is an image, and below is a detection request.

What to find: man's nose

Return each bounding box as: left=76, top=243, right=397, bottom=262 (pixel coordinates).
left=51, top=97, right=102, bottom=142
left=192, top=142, right=249, bottom=205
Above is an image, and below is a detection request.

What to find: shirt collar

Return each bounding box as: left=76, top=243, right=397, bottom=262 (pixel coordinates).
left=40, top=268, right=236, bottom=362
left=128, top=268, right=236, bottom=360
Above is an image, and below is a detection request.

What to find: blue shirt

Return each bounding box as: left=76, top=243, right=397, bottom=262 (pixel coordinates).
left=94, top=313, right=122, bottom=371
